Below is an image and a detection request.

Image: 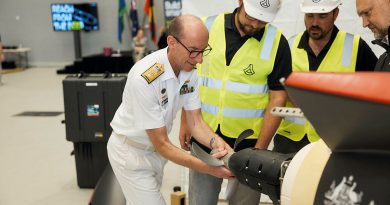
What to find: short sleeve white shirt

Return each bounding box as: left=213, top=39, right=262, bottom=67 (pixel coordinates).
left=110, top=48, right=200, bottom=146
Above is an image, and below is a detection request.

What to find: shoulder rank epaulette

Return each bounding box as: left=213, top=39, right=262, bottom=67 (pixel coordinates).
left=141, top=63, right=164, bottom=84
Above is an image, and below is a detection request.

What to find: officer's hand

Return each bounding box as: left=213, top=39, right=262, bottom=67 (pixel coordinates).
left=209, top=166, right=234, bottom=179
left=179, top=125, right=191, bottom=151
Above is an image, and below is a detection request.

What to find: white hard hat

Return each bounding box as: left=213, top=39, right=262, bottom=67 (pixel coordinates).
left=300, top=0, right=342, bottom=13
left=243, top=0, right=281, bottom=23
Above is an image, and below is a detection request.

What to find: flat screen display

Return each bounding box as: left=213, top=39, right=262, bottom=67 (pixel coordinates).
left=51, top=3, right=99, bottom=31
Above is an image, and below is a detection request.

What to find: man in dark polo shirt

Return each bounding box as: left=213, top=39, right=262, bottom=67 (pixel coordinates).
left=356, top=0, right=390, bottom=71
left=179, top=0, right=292, bottom=204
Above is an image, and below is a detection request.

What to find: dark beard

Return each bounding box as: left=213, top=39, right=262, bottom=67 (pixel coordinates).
left=237, top=19, right=261, bottom=36
left=308, top=26, right=325, bottom=40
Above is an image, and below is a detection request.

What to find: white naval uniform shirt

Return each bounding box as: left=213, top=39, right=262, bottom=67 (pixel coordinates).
left=111, top=48, right=201, bottom=146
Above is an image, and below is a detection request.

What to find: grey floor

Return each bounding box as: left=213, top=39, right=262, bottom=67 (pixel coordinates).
left=0, top=68, right=270, bottom=205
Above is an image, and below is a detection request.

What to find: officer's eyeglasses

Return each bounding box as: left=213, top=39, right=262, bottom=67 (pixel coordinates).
left=172, top=35, right=212, bottom=58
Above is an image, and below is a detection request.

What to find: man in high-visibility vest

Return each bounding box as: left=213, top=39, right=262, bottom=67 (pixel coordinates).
left=356, top=0, right=390, bottom=71
left=179, top=0, right=292, bottom=204
left=274, top=0, right=378, bottom=154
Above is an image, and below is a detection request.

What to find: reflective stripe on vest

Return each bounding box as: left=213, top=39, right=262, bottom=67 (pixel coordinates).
left=201, top=103, right=219, bottom=115
left=260, top=25, right=277, bottom=60
left=288, top=36, right=296, bottom=48
left=198, top=77, right=222, bottom=89
left=284, top=116, right=306, bottom=125
left=226, top=81, right=269, bottom=94
left=342, top=33, right=354, bottom=66
left=199, top=77, right=269, bottom=94
left=205, top=15, right=217, bottom=31
left=202, top=103, right=266, bottom=118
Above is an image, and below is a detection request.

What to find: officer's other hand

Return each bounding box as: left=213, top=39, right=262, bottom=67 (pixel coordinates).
left=209, top=166, right=235, bottom=179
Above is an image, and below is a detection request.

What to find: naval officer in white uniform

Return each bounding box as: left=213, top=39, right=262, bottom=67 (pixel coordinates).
left=107, top=15, right=234, bottom=205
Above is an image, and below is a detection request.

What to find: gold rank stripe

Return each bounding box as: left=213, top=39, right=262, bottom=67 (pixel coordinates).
left=141, top=63, right=165, bottom=84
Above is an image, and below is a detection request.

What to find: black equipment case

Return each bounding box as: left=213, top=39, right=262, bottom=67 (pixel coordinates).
left=63, top=73, right=126, bottom=188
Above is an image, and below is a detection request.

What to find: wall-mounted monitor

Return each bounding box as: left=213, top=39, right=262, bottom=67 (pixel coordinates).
left=51, top=3, right=99, bottom=31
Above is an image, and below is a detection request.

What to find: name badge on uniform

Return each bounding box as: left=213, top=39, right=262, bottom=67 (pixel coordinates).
left=180, top=80, right=194, bottom=95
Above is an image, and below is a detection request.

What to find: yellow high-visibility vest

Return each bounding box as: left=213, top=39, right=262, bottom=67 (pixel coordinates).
left=277, top=31, right=360, bottom=142
left=198, top=14, right=282, bottom=139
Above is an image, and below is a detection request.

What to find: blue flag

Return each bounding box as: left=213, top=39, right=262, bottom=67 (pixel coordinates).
left=129, top=0, right=139, bottom=37
left=118, top=0, right=127, bottom=43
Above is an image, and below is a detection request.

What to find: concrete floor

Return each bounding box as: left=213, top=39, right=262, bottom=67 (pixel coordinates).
left=0, top=68, right=271, bottom=205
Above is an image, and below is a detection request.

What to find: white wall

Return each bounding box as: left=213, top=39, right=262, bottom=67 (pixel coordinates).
left=182, top=0, right=384, bottom=56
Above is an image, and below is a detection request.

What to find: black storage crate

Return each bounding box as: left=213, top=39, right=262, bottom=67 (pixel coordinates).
left=63, top=73, right=126, bottom=188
